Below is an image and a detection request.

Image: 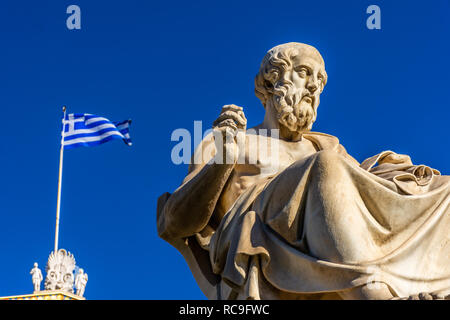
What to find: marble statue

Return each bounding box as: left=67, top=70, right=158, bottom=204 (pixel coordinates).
left=30, top=262, right=43, bottom=292
left=157, top=42, right=450, bottom=300
left=75, top=268, right=88, bottom=297
left=44, top=249, right=76, bottom=293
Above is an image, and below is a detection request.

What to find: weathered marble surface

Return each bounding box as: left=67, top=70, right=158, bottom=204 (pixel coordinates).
left=158, top=43, right=450, bottom=300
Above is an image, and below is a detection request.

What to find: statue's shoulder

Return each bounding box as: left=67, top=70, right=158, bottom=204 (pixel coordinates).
left=302, top=131, right=342, bottom=151
left=304, top=132, right=360, bottom=165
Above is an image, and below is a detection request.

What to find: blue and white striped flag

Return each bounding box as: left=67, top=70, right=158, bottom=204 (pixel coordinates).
left=62, top=113, right=132, bottom=149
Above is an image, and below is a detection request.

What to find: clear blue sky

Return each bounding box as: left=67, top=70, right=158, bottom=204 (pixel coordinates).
left=0, top=0, right=448, bottom=299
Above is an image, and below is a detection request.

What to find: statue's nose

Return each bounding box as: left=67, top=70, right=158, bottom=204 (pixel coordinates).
left=307, top=81, right=318, bottom=93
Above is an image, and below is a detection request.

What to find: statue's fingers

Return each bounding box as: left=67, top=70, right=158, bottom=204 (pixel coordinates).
left=213, top=122, right=237, bottom=145
left=221, top=105, right=247, bottom=127
left=221, top=104, right=245, bottom=118
left=222, top=104, right=243, bottom=112
left=220, top=120, right=238, bottom=132
left=215, top=118, right=238, bottom=131
left=214, top=111, right=246, bottom=128
left=237, top=110, right=247, bottom=124
left=213, top=117, right=238, bottom=129
left=213, top=116, right=229, bottom=128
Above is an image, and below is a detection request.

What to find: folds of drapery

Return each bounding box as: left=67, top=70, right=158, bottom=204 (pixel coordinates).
left=158, top=132, right=449, bottom=299
left=207, top=148, right=450, bottom=299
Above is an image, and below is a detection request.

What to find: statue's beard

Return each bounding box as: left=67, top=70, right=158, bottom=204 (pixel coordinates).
left=271, top=87, right=317, bottom=133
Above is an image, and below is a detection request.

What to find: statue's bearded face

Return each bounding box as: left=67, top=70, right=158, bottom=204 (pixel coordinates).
left=263, top=49, right=326, bottom=134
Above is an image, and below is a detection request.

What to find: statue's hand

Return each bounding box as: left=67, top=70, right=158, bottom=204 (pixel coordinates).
left=377, top=153, right=413, bottom=166
left=212, top=104, right=247, bottom=164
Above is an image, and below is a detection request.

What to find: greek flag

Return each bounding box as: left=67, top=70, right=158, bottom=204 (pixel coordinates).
left=62, top=113, right=132, bottom=149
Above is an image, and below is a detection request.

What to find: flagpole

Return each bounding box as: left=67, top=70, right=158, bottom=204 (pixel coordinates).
left=54, top=106, right=67, bottom=254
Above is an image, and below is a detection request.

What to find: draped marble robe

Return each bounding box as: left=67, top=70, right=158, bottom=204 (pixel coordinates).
left=157, top=132, right=450, bottom=300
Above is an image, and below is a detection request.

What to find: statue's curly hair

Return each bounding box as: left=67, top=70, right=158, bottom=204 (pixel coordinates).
left=254, top=42, right=327, bottom=108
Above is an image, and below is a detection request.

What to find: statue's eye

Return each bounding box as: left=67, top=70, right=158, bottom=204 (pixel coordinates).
left=296, top=67, right=308, bottom=78
left=318, top=75, right=324, bottom=87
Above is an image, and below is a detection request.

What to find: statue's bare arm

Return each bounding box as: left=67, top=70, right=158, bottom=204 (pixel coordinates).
left=158, top=105, right=247, bottom=240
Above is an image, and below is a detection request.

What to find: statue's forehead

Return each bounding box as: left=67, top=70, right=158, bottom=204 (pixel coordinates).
left=265, top=45, right=325, bottom=72
left=289, top=49, right=324, bottom=69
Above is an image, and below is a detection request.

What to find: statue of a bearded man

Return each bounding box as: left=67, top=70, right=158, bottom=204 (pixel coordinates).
left=157, top=42, right=450, bottom=300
